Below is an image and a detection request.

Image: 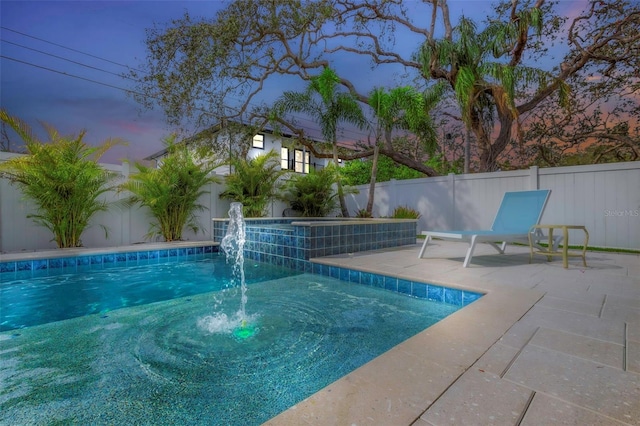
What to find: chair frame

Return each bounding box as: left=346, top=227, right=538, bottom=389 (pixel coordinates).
left=417, top=189, right=551, bottom=267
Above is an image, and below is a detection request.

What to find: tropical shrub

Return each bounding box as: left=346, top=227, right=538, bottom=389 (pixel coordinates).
left=391, top=205, right=421, bottom=219
left=283, top=166, right=338, bottom=217
left=355, top=209, right=373, bottom=218
left=342, top=155, right=425, bottom=185
left=219, top=150, right=288, bottom=217
left=120, top=136, right=221, bottom=241
left=0, top=109, right=122, bottom=248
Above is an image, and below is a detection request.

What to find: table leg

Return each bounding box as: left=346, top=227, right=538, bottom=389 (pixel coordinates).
left=582, top=227, right=589, bottom=267
left=547, top=228, right=554, bottom=262
left=562, top=226, right=569, bottom=268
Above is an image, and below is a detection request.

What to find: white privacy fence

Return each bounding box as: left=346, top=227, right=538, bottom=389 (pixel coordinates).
left=1, top=150, right=639, bottom=252
left=346, top=162, right=640, bottom=250
left=0, top=153, right=233, bottom=253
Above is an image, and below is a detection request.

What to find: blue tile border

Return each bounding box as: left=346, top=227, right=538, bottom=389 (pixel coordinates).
left=0, top=245, right=220, bottom=281
left=1, top=238, right=483, bottom=308
left=213, top=218, right=418, bottom=261
left=309, top=262, right=483, bottom=308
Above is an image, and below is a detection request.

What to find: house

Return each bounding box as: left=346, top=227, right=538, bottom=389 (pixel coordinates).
left=144, top=122, right=336, bottom=175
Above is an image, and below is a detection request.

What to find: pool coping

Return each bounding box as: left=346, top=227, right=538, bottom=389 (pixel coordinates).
left=0, top=241, right=219, bottom=262
left=266, top=250, right=545, bottom=425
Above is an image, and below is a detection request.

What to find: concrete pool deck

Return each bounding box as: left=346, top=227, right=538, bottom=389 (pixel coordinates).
left=268, top=241, right=640, bottom=425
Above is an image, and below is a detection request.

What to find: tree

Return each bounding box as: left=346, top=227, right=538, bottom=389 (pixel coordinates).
left=119, top=136, right=221, bottom=242
left=0, top=109, right=123, bottom=248
left=219, top=150, right=288, bottom=217
left=419, top=1, right=639, bottom=171
left=521, top=62, right=640, bottom=166
left=271, top=67, right=367, bottom=217
left=134, top=0, right=640, bottom=173
left=366, top=84, right=444, bottom=214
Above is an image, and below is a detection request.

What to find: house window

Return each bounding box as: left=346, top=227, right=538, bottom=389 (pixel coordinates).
left=252, top=134, right=264, bottom=149
left=294, top=149, right=310, bottom=173
left=281, top=147, right=289, bottom=169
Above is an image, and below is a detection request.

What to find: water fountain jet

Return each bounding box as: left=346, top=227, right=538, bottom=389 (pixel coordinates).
left=199, top=202, right=257, bottom=339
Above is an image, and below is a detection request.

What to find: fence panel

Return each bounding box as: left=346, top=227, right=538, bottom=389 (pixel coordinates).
left=2, top=152, right=638, bottom=252
left=346, top=162, right=639, bottom=250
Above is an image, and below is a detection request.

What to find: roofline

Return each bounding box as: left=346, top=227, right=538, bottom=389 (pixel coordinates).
left=143, top=120, right=355, bottom=161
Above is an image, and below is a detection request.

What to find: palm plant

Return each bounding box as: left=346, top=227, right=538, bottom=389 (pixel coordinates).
left=417, top=12, right=570, bottom=171
left=0, top=109, right=122, bottom=248
left=120, top=136, right=221, bottom=241
left=272, top=67, right=368, bottom=217
left=219, top=150, right=288, bottom=217
left=367, top=84, right=445, bottom=215
left=283, top=165, right=339, bottom=217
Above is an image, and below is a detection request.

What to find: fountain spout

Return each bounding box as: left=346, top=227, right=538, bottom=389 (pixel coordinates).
left=220, top=202, right=249, bottom=329
left=199, top=202, right=256, bottom=339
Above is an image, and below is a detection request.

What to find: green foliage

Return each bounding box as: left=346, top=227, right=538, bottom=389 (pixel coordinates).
left=120, top=136, right=221, bottom=242
left=272, top=68, right=367, bottom=145
left=416, top=9, right=564, bottom=171
left=391, top=205, right=421, bottom=219
left=220, top=150, right=288, bottom=217
left=0, top=109, right=123, bottom=248
left=138, top=1, right=640, bottom=174
left=271, top=67, right=367, bottom=217
left=283, top=166, right=338, bottom=217
left=424, top=154, right=463, bottom=175
left=342, top=156, right=425, bottom=185
left=355, top=209, right=372, bottom=218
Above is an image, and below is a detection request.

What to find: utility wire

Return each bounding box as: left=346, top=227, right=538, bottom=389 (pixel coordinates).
left=1, top=27, right=372, bottom=141
left=1, top=55, right=144, bottom=96
left=1, top=39, right=139, bottom=82
left=0, top=54, right=325, bottom=137
left=0, top=26, right=147, bottom=74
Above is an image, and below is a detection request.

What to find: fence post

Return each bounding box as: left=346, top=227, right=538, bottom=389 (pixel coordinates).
left=390, top=179, right=397, bottom=209
left=449, top=173, right=456, bottom=229
left=529, top=166, right=539, bottom=190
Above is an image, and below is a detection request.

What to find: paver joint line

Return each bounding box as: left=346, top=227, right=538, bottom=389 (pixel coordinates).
left=624, top=322, right=628, bottom=372
left=599, top=293, right=608, bottom=318
left=501, top=327, right=541, bottom=379
left=515, top=391, right=536, bottom=426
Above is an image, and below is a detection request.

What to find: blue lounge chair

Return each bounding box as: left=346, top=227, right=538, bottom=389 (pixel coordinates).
left=418, top=189, right=552, bottom=267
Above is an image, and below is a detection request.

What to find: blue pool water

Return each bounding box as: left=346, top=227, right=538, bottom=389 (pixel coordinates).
left=0, top=254, right=297, bottom=332
left=0, top=254, right=472, bottom=425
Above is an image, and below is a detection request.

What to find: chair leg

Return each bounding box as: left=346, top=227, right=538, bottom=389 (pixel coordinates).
left=418, top=235, right=431, bottom=258
left=463, top=235, right=478, bottom=267
left=487, top=241, right=507, bottom=254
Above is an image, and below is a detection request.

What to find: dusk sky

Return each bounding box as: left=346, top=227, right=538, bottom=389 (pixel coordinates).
left=1, top=1, right=580, bottom=164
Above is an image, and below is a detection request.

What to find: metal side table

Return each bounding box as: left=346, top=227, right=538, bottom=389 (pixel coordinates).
left=529, top=225, right=589, bottom=268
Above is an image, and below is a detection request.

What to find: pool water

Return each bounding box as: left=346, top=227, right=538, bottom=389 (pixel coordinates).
left=0, top=257, right=463, bottom=425
left=0, top=255, right=297, bottom=332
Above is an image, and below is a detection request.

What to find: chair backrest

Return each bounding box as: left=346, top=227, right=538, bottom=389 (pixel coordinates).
left=490, top=189, right=551, bottom=234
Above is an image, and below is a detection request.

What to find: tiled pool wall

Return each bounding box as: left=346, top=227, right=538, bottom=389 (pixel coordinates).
left=308, top=262, right=482, bottom=307
left=0, top=244, right=481, bottom=308
left=212, top=217, right=482, bottom=306
left=0, top=245, right=218, bottom=279
left=212, top=218, right=417, bottom=270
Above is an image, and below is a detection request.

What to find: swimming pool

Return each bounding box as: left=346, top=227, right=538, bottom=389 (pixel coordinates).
left=0, top=251, right=480, bottom=425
